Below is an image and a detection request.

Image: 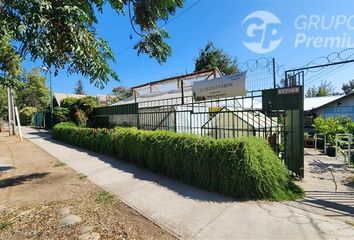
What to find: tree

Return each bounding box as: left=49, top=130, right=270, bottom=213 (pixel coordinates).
left=0, top=35, right=23, bottom=88
left=18, top=68, right=50, bottom=110
left=342, top=80, right=354, bottom=94
left=0, top=0, right=184, bottom=88
left=194, top=41, right=238, bottom=76
left=306, top=81, right=337, bottom=97
left=112, top=87, right=133, bottom=101
left=0, top=86, right=8, bottom=118
left=74, top=80, right=86, bottom=95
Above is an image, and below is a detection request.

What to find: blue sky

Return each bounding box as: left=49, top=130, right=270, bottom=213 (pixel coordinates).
left=23, top=0, right=354, bottom=95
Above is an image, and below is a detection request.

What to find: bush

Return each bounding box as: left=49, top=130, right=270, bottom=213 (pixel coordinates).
left=77, top=96, right=97, bottom=116
left=313, top=116, right=353, bottom=146
left=88, top=116, right=112, bottom=128
left=52, top=123, right=303, bottom=200
left=59, top=96, right=97, bottom=126
left=54, top=121, right=77, bottom=128
left=61, top=97, right=79, bottom=110
left=73, top=109, right=87, bottom=126
left=53, top=107, right=70, bottom=124
left=19, top=107, right=38, bottom=125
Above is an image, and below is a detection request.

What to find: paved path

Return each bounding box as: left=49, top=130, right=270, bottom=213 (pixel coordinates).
left=22, top=127, right=354, bottom=240
left=288, top=148, right=354, bottom=225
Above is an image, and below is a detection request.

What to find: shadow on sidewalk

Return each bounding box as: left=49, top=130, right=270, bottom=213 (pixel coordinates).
left=296, top=191, right=354, bottom=219
left=25, top=130, right=233, bottom=203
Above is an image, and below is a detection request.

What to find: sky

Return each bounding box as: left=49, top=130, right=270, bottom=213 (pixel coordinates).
left=23, top=0, right=354, bottom=95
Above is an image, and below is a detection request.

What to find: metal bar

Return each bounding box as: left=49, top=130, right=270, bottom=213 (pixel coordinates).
left=285, top=59, right=354, bottom=76
left=272, top=58, right=276, bottom=88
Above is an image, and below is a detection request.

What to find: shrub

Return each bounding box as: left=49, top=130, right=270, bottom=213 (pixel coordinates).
left=77, top=96, right=97, bottom=116
left=54, top=121, right=77, bottom=128
left=53, top=107, right=70, bottom=124
left=52, top=123, right=303, bottom=200
left=88, top=116, right=112, bottom=128
left=59, top=96, right=97, bottom=126
left=19, top=107, right=38, bottom=125
left=313, top=116, right=353, bottom=146
left=61, top=97, right=79, bottom=110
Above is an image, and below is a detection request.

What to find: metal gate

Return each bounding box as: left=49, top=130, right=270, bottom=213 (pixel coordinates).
left=136, top=84, right=304, bottom=177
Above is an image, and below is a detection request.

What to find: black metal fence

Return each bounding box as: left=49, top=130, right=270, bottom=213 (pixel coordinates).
left=91, top=62, right=305, bottom=177
left=94, top=91, right=286, bottom=158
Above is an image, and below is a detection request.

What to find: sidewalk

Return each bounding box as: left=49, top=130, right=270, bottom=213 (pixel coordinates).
left=288, top=148, right=354, bottom=225
left=22, top=127, right=354, bottom=239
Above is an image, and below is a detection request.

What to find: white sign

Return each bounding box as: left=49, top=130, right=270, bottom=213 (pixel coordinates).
left=192, top=72, right=246, bottom=101
left=277, top=87, right=300, bottom=95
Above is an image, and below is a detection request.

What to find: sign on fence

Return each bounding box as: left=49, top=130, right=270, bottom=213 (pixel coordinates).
left=192, top=72, right=246, bottom=101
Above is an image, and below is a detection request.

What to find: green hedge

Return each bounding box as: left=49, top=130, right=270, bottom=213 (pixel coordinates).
left=52, top=122, right=303, bottom=200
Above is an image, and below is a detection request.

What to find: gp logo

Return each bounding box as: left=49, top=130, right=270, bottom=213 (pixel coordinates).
left=242, top=10, right=282, bottom=54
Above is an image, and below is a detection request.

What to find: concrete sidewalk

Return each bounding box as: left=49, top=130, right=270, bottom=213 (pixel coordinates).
left=22, top=127, right=354, bottom=240
left=288, top=148, right=354, bottom=225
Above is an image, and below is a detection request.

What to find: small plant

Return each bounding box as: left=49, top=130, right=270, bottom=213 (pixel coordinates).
left=78, top=174, right=87, bottom=180
left=95, top=191, right=115, bottom=204
left=0, top=220, right=11, bottom=230
left=54, top=161, right=66, bottom=167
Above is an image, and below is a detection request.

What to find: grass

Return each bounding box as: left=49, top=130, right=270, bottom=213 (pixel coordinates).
left=0, top=220, right=11, bottom=230
left=53, top=161, right=66, bottom=167
left=347, top=175, right=354, bottom=183
left=95, top=191, right=115, bottom=204
left=271, top=181, right=305, bottom=201
left=345, top=221, right=354, bottom=227
left=78, top=174, right=87, bottom=180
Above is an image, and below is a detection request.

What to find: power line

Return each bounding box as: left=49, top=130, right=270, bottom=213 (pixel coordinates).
left=117, top=0, right=202, bottom=55
left=306, top=63, right=354, bottom=86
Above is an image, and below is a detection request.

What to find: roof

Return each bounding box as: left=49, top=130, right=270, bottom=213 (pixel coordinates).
left=202, top=107, right=277, bottom=130
left=304, top=92, right=354, bottom=112
left=131, top=68, right=222, bottom=91
left=113, top=69, right=223, bottom=106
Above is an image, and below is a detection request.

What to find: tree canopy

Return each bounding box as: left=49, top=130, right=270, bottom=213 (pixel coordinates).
left=112, top=86, right=133, bottom=101
left=74, top=80, right=86, bottom=95
left=0, top=86, right=8, bottom=117
left=0, top=0, right=184, bottom=88
left=306, top=81, right=337, bottom=97
left=342, top=80, right=354, bottom=95
left=17, top=68, right=50, bottom=110
left=194, top=41, right=238, bottom=76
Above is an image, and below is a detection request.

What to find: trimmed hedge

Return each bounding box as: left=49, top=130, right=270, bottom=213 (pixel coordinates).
left=52, top=122, right=303, bottom=200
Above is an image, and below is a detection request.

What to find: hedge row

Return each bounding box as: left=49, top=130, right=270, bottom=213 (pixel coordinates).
left=52, top=122, right=303, bottom=200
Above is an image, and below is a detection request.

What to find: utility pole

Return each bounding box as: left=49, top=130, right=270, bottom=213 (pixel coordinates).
left=40, top=66, right=53, bottom=127
left=7, top=86, right=16, bottom=135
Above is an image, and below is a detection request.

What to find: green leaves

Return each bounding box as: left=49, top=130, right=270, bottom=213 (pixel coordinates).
left=134, top=29, right=172, bottom=64
left=52, top=124, right=304, bottom=200
left=313, top=116, right=354, bottom=146
left=18, top=68, right=50, bottom=110
left=0, top=0, right=184, bottom=88
left=194, top=41, right=239, bottom=76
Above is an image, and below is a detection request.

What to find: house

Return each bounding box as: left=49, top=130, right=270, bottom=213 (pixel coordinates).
left=102, top=68, right=275, bottom=139
left=304, top=92, right=354, bottom=131
left=53, top=93, right=86, bottom=107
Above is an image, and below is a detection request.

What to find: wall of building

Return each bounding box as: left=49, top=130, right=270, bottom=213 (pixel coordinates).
left=316, top=95, right=354, bottom=120
left=109, top=114, right=138, bottom=126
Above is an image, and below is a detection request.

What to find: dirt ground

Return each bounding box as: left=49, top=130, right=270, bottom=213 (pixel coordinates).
left=0, top=133, right=175, bottom=240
